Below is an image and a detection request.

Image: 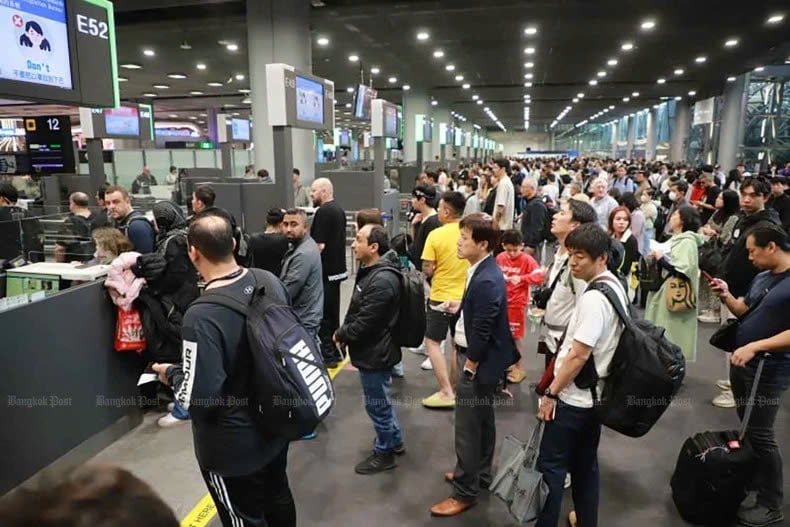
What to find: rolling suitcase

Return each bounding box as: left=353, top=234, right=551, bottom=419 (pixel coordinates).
left=670, top=357, right=765, bottom=526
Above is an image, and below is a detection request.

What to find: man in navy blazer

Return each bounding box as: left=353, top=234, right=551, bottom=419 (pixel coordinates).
left=430, top=213, right=520, bottom=517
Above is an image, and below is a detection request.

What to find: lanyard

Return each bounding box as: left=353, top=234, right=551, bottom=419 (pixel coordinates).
left=204, top=268, right=244, bottom=289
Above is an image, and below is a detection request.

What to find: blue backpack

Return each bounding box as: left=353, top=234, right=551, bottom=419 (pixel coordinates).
left=193, top=269, right=334, bottom=440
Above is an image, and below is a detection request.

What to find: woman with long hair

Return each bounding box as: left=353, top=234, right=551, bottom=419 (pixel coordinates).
left=608, top=206, right=640, bottom=282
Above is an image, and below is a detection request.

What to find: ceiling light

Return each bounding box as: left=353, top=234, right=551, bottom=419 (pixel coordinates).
left=226, top=43, right=239, bottom=52
left=674, top=68, right=685, bottom=76
left=208, top=82, right=223, bottom=87
left=632, top=91, right=640, bottom=97
left=168, top=114, right=178, bottom=118
left=657, top=78, right=666, bottom=84
left=121, top=63, right=142, bottom=69
left=623, top=97, right=630, bottom=102
left=416, top=31, right=429, bottom=41
left=724, top=38, right=739, bottom=47
left=346, top=86, right=354, bottom=93
left=621, top=42, right=634, bottom=51
left=238, top=88, right=251, bottom=93
left=118, top=77, right=128, bottom=82
left=370, top=67, right=380, bottom=74
left=168, top=73, right=187, bottom=79
left=524, top=82, right=533, bottom=87
left=153, top=84, right=170, bottom=89
left=609, top=105, right=615, bottom=109
left=196, top=63, right=207, bottom=70
left=589, top=79, right=598, bottom=85
left=445, top=64, right=455, bottom=71
left=403, top=85, right=411, bottom=91
left=235, top=74, right=245, bottom=80
left=345, top=103, right=351, bottom=108
left=695, top=56, right=707, bottom=63
left=388, top=76, right=397, bottom=83
left=316, top=36, right=329, bottom=46
left=675, top=96, right=682, bottom=100
left=462, top=83, right=470, bottom=89
left=142, top=93, right=157, bottom=97
left=524, top=47, right=535, bottom=54
left=597, top=71, right=606, bottom=77
left=577, top=93, right=585, bottom=98
left=766, top=14, right=784, bottom=24
left=754, top=66, right=765, bottom=72
left=190, top=90, right=204, bottom=95
left=524, top=26, right=538, bottom=35
left=431, top=100, right=438, bottom=106
left=455, top=75, right=464, bottom=81
left=607, top=58, right=618, bottom=66
left=476, top=100, right=483, bottom=105
left=640, top=19, right=656, bottom=30
left=472, top=95, right=479, bottom=100
left=688, top=90, right=697, bottom=96
left=524, top=73, right=533, bottom=79
left=433, top=50, right=444, bottom=58
left=524, top=62, right=534, bottom=68
left=572, top=98, right=579, bottom=103
left=348, top=54, right=359, bottom=62
left=143, top=49, right=155, bottom=57
left=727, top=76, right=736, bottom=82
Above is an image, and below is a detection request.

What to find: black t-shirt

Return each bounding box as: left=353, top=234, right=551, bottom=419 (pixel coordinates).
left=311, top=200, right=348, bottom=281
left=409, top=213, right=440, bottom=268
left=700, top=185, right=720, bottom=224
left=249, top=232, right=289, bottom=276
left=736, top=270, right=790, bottom=360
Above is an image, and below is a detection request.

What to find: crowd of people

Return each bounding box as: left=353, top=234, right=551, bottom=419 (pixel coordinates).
left=1, top=155, right=789, bottom=527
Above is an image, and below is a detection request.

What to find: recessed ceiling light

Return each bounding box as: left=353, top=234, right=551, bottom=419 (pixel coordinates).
left=416, top=31, right=429, bottom=41
left=317, top=37, right=329, bottom=46
left=657, top=78, right=666, bottom=84
left=695, top=56, right=707, bottom=63
left=153, top=84, right=170, bottom=89
left=524, top=47, right=536, bottom=54
left=674, top=68, right=685, bottom=75
left=208, top=82, right=223, bottom=87
left=226, top=43, right=239, bottom=52
left=348, top=54, right=359, bottom=62
left=621, top=42, right=634, bottom=51
left=143, top=93, right=157, bottom=97
left=462, top=83, right=470, bottom=89
left=524, top=82, right=533, bottom=87
left=632, top=91, right=640, bottom=97
left=597, top=71, right=606, bottom=77
left=476, top=100, right=483, bottom=105
left=346, top=87, right=354, bottom=93
left=143, top=49, right=155, bottom=57
left=524, top=73, right=533, bottom=79
left=455, top=75, right=464, bottom=81
left=121, top=63, right=142, bottom=69
left=623, top=97, right=630, bottom=102
left=724, top=38, right=739, bottom=47
left=235, top=74, right=245, bottom=81
left=345, top=103, right=351, bottom=108
left=239, top=88, right=251, bottom=93
left=589, top=79, right=598, bottom=85
left=388, top=76, right=397, bottom=83
left=472, top=95, right=479, bottom=100
left=168, top=73, right=187, bottom=79
left=524, top=62, right=534, bottom=69
left=199, top=113, right=207, bottom=117
left=233, top=112, right=241, bottom=116
left=433, top=50, right=444, bottom=58
left=577, top=93, right=585, bottom=98
left=572, top=98, right=579, bottom=103
left=727, top=76, right=736, bottom=82
left=675, top=96, right=682, bottom=101
left=607, top=58, right=618, bottom=66
left=190, top=91, right=204, bottom=95
left=766, top=14, right=784, bottom=24
left=754, top=66, right=765, bottom=72
left=196, top=63, right=207, bottom=70
left=403, top=84, right=411, bottom=91
left=641, top=19, right=656, bottom=30
left=431, top=100, right=438, bottom=106
left=168, top=114, right=178, bottom=118
left=609, top=105, right=615, bottom=109
left=118, top=77, right=128, bottom=82
left=688, top=90, right=697, bottom=96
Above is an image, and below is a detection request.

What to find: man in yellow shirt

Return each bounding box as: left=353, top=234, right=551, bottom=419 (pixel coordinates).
left=421, top=191, right=470, bottom=408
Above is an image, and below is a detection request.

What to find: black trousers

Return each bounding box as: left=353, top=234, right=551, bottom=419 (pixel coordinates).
left=201, top=444, right=295, bottom=527
left=319, top=279, right=342, bottom=359
left=451, top=348, right=496, bottom=502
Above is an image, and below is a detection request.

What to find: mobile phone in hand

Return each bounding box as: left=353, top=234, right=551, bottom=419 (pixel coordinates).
left=702, top=271, right=714, bottom=283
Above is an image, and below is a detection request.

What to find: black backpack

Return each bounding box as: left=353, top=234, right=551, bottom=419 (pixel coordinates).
left=192, top=269, right=334, bottom=440
left=637, top=255, right=665, bottom=292
left=377, top=264, right=426, bottom=347
left=542, top=199, right=558, bottom=243
left=574, top=279, right=686, bottom=438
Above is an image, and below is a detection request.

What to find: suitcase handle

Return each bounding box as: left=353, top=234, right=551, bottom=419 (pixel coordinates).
left=738, top=356, right=766, bottom=441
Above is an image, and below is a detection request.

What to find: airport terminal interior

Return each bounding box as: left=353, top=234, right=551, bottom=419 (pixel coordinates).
left=1, top=0, right=790, bottom=526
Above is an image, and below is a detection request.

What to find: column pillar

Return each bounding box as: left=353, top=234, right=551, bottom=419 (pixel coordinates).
left=207, top=108, right=220, bottom=147
left=403, top=89, right=430, bottom=163
left=625, top=115, right=635, bottom=159
left=247, top=0, right=314, bottom=204
left=670, top=100, right=691, bottom=163
left=432, top=105, right=451, bottom=162
left=718, top=74, right=747, bottom=172
left=646, top=108, right=658, bottom=161
left=610, top=122, right=618, bottom=158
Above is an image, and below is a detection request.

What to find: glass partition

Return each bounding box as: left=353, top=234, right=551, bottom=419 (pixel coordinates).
left=195, top=149, right=218, bottom=168
left=113, top=151, right=145, bottom=189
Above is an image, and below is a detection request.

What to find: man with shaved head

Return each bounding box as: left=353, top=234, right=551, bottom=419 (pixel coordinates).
left=55, top=192, right=103, bottom=261
left=311, top=177, right=349, bottom=367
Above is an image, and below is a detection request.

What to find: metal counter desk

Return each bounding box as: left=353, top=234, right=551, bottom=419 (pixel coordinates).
left=0, top=280, right=143, bottom=496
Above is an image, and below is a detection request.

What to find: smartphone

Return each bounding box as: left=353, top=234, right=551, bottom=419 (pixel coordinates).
left=702, top=271, right=715, bottom=283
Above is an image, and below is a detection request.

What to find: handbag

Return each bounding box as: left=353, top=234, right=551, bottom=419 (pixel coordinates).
left=491, top=421, right=549, bottom=523
left=114, top=307, right=146, bottom=353
left=533, top=260, right=568, bottom=310
left=665, top=275, right=696, bottom=312
left=699, top=238, right=724, bottom=276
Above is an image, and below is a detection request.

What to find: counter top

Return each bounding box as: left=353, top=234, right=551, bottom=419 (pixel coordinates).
left=7, top=262, right=110, bottom=281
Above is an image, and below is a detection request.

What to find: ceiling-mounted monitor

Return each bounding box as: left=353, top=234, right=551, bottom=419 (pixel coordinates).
left=338, top=129, right=351, bottom=147
left=423, top=118, right=433, bottom=143
left=266, top=63, right=334, bottom=130
left=79, top=103, right=153, bottom=140
left=371, top=99, right=399, bottom=138
left=231, top=118, right=250, bottom=141
left=24, top=115, right=75, bottom=173
left=104, top=106, right=139, bottom=137
left=353, top=84, right=377, bottom=121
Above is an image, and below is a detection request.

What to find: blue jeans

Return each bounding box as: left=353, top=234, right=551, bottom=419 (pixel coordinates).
left=359, top=369, right=403, bottom=455
left=730, top=357, right=790, bottom=510
left=536, top=400, right=601, bottom=527
left=171, top=400, right=190, bottom=420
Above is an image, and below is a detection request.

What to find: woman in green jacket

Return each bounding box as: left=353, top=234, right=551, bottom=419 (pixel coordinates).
left=645, top=206, right=705, bottom=362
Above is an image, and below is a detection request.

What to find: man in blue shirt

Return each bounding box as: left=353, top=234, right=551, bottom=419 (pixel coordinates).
left=105, top=185, right=155, bottom=254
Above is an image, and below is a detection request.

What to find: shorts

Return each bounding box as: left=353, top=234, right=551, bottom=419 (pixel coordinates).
left=425, top=301, right=455, bottom=342
left=508, top=305, right=526, bottom=340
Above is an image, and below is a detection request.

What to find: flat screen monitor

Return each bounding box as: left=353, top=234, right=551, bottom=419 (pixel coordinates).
left=423, top=120, right=433, bottom=143
left=339, top=129, right=350, bottom=147
left=0, top=0, right=73, bottom=90
left=295, top=75, right=324, bottom=125
left=24, top=115, right=75, bottom=173
left=103, top=107, right=140, bottom=137
left=231, top=118, right=250, bottom=141
left=353, top=85, right=377, bottom=120
left=384, top=105, right=398, bottom=137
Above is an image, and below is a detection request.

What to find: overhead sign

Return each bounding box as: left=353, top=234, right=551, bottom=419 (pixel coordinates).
left=0, top=0, right=118, bottom=108
left=371, top=99, right=400, bottom=139
left=25, top=114, right=75, bottom=173
left=266, top=63, right=334, bottom=130
left=693, top=97, right=715, bottom=125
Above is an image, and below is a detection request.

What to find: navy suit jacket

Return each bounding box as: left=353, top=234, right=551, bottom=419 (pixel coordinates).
left=458, top=255, right=520, bottom=386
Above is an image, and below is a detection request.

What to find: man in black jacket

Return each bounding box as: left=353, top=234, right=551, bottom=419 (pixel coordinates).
left=520, top=177, right=546, bottom=255
left=723, top=177, right=782, bottom=299
left=409, top=185, right=440, bottom=268
left=334, top=224, right=404, bottom=475
left=767, top=176, right=790, bottom=231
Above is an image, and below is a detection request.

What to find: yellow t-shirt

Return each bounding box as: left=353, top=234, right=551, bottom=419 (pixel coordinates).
left=421, top=222, right=469, bottom=302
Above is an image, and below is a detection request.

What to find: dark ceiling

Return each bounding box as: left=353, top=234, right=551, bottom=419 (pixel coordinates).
left=4, top=0, right=790, bottom=133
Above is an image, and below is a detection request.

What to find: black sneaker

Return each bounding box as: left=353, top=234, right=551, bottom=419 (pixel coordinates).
left=355, top=451, right=396, bottom=475
left=737, top=504, right=784, bottom=527
left=394, top=444, right=406, bottom=456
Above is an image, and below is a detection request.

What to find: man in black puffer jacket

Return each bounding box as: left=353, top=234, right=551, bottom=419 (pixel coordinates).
left=334, top=224, right=404, bottom=476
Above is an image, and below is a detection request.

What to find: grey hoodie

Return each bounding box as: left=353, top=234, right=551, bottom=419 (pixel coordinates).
left=280, top=234, right=324, bottom=336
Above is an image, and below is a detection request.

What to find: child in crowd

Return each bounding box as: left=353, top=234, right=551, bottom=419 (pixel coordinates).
left=495, top=229, right=544, bottom=384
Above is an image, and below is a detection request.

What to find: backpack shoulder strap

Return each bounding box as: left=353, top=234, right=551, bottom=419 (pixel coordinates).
left=585, top=278, right=630, bottom=328
left=191, top=290, right=250, bottom=316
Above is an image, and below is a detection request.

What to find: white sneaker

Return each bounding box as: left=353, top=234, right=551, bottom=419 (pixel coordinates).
left=716, top=379, right=731, bottom=391
left=166, top=402, right=175, bottom=412
left=712, top=390, right=736, bottom=408
left=421, top=357, right=433, bottom=370
left=157, top=413, right=190, bottom=428
left=564, top=473, right=571, bottom=489
left=698, top=312, right=721, bottom=324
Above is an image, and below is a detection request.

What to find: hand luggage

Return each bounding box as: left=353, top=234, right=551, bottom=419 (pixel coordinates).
left=670, top=357, right=765, bottom=526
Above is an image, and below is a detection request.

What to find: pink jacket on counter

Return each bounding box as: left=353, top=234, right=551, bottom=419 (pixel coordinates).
left=105, top=251, right=146, bottom=311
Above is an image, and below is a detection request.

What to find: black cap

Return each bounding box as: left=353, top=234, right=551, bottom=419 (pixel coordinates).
left=412, top=185, right=437, bottom=200
left=701, top=164, right=714, bottom=174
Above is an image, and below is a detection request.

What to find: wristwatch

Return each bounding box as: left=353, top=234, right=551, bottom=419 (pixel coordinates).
left=544, top=387, right=558, bottom=400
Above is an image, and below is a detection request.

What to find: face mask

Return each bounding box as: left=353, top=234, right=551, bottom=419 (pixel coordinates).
left=669, top=191, right=678, bottom=202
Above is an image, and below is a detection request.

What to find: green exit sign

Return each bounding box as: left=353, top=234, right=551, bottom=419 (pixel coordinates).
left=198, top=142, right=213, bottom=149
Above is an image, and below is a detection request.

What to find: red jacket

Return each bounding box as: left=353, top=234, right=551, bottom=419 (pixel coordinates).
left=495, top=251, right=544, bottom=308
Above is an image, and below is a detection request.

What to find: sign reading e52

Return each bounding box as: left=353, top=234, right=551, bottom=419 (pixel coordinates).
left=76, top=15, right=110, bottom=40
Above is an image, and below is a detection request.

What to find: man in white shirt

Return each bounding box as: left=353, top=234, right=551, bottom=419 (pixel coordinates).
left=493, top=159, right=515, bottom=230
left=536, top=223, right=629, bottom=527
left=590, top=178, right=618, bottom=227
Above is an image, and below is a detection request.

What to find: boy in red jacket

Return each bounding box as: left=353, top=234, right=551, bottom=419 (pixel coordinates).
left=495, top=229, right=544, bottom=383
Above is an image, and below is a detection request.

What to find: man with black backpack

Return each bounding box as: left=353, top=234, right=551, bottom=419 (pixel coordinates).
left=106, top=185, right=155, bottom=254
left=519, top=177, right=546, bottom=257
left=334, top=224, right=405, bottom=475
left=153, top=213, right=296, bottom=527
